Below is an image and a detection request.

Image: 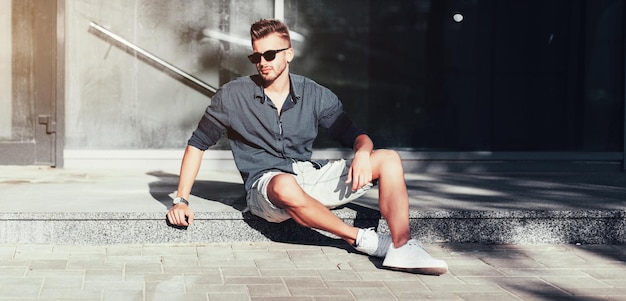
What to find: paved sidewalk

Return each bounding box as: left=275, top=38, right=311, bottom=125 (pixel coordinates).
left=0, top=241, right=625, bottom=300
left=1, top=166, right=625, bottom=299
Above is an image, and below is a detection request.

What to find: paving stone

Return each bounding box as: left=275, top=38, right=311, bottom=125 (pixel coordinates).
left=259, top=269, right=317, bottom=277
left=255, top=259, right=296, bottom=270
left=282, top=276, right=325, bottom=288
left=224, top=276, right=283, bottom=285
left=454, top=292, right=521, bottom=301
left=106, top=255, right=162, bottom=264
left=143, top=245, right=198, bottom=256
left=221, top=267, right=261, bottom=277
left=42, top=277, right=83, bottom=290
left=124, top=262, right=163, bottom=274
left=163, top=264, right=204, bottom=274
left=395, top=291, right=462, bottom=300
left=289, top=287, right=353, bottom=297
left=349, top=286, right=396, bottom=300
left=107, top=245, right=144, bottom=256
left=102, top=288, right=143, bottom=301
left=146, top=292, right=208, bottom=301
left=383, top=280, right=429, bottom=293
left=160, top=255, right=200, bottom=267
left=199, top=258, right=256, bottom=268
left=0, top=278, right=43, bottom=298
left=53, top=245, right=107, bottom=255
left=325, top=280, right=386, bottom=288
left=85, top=269, right=124, bottom=282
left=358, top=270, right=421, bottom=281
left=68, top=256, right=122, bottom=270
left=317, top=269, right=359, bottom=281
left=497, top=283, right=573, bottom=300
left=0, top=246, right=15, bottom=259
left=246, top=283, right=290, bottom=297
left=145, top=276, right=187, bottom=294
left=0, top=266, right=27, bottom=278
left=542, top=275, right=614, bottom=290
left=252, top=297, right=315, bottom=301
left=206, top=293, right=249, bottom=301
left=26, top=269, right=84, bottom=279
left=313, top=296, right=356, bottom=301
left=233, top=249, right=290, bottom=260
left=39, top=287, right=103, bottom=299
left=28, top=259, right=68, bottom=270
left=184, top=273, right=225, bottom=290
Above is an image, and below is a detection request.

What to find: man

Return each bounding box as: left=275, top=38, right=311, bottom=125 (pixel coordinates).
left=167, top=19, right=448, bottom=275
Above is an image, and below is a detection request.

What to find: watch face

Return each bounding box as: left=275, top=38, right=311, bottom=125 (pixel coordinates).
left=173, top=197, right=187, bottom=205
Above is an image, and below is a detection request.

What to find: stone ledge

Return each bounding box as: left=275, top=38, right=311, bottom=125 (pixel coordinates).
left=1, top=209, right=624, bottom=245
left=1, top=209, right=623, bottom=220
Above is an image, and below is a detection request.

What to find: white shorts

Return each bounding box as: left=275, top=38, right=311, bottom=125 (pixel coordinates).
left=246, top=159, right=373, bottom=223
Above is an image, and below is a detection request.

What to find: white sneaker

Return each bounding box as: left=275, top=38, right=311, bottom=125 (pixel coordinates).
left=353, top=228, right=392, bottom=258
left=382, top=239, right=448, bottom=275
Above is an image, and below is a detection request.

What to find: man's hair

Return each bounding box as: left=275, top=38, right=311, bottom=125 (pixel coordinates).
left=250, top=19, right=291, bottom=47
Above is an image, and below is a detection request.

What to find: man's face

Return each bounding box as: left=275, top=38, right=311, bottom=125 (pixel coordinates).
left=251, top=33, right=292, bottom=84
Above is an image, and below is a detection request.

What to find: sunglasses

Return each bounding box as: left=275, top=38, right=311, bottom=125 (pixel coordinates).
left=247, top=48, right=289, bottom=64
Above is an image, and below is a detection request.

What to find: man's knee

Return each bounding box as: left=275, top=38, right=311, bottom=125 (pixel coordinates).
left=373, top=149, right=402, bottom=167
left=374, top=149, right=401, bottom=161
left=371, top=149, right=405, bottom=177
left=267, top=174, right=306, bottom=208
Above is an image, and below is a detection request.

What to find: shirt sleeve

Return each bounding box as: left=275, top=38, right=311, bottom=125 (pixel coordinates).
left=317, top=88, right=367, bottom=148
left=187, top=89, right=229, bottom=150
left=326, top=111, right=367, bottom=148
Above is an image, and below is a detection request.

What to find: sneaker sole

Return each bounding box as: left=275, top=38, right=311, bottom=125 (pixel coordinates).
left=384, top=266, right=448, bottom=276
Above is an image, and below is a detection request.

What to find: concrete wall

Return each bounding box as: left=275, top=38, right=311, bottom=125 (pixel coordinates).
left=65, top=0, right=272, bottom=148
left=62, top=0, right=623, bottom=155
left=0, top=1, right=11, bottom=139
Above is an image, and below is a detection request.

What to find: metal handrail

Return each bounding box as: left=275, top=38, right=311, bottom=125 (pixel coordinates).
left=89, top=21, right=217, bottom=96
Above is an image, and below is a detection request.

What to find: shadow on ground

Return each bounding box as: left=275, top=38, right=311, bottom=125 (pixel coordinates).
left=443, top=243, right=626, bottom=300
left=147, top=170, right=383, bottom=248
left=405, top=172, right=626, bottom=211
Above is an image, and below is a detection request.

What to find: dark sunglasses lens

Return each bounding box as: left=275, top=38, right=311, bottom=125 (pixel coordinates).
left=262, top=50, right=277, bottom=62
left=248, top=49, right=284, bottom=64
left=248, top=53, right=262, bottom=64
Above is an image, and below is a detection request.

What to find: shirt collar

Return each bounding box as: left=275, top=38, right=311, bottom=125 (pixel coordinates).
left=252, top=74, right=302, bottom=104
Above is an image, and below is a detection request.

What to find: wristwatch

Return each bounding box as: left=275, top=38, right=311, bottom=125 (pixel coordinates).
left=173, top=197, right=189, bottom=206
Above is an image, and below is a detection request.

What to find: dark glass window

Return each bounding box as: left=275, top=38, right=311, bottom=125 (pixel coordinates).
left=285, top=0, right=624, bottom=152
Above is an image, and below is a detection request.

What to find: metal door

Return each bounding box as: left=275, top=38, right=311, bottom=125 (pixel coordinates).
left=0, top=0, right=64, bottom=166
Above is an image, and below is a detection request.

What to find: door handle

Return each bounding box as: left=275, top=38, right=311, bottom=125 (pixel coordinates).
left=38, top=115, right=56, bottom=134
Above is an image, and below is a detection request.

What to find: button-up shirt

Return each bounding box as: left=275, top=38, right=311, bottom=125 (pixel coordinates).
left=188, top=73, right=366, bottom=191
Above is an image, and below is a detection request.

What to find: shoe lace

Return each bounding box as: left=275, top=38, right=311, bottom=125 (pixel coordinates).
left=407, top=239, right=428, bottom=251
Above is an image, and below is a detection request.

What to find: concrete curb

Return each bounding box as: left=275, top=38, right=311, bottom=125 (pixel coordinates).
left=2, top=209, right=624, bottom=245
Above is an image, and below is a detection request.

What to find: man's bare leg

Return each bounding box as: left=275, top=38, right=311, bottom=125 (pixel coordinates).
left=267, top=149, right=412, bottom=248
left=368, top=149, right=412, bottom=248
left=266, top=174, right=360, bottom=245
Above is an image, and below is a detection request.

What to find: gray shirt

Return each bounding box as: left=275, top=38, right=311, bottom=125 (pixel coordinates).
left=188, top=73, right=366, bottom=191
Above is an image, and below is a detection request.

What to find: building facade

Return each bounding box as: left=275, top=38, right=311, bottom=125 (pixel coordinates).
left=1, top=0, right=624, bottom=171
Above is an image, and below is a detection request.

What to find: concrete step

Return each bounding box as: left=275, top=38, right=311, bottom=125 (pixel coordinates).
left=1, top=208, right=625, bottom=245
left=1, top=165, right=625, bottom=245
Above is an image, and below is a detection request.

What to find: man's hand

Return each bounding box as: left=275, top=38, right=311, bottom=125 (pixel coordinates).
left=346, top=150, right=373, bottom=192
left=167, top=203, right=195, bottom=227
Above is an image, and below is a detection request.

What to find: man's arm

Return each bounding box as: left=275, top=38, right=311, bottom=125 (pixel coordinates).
left=346, top=134, right=374, bottom=191
left=166, top=145, right=204, bottom=226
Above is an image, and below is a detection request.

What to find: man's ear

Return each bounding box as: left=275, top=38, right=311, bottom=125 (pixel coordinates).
left=286, top=47, right=295, bottom=62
